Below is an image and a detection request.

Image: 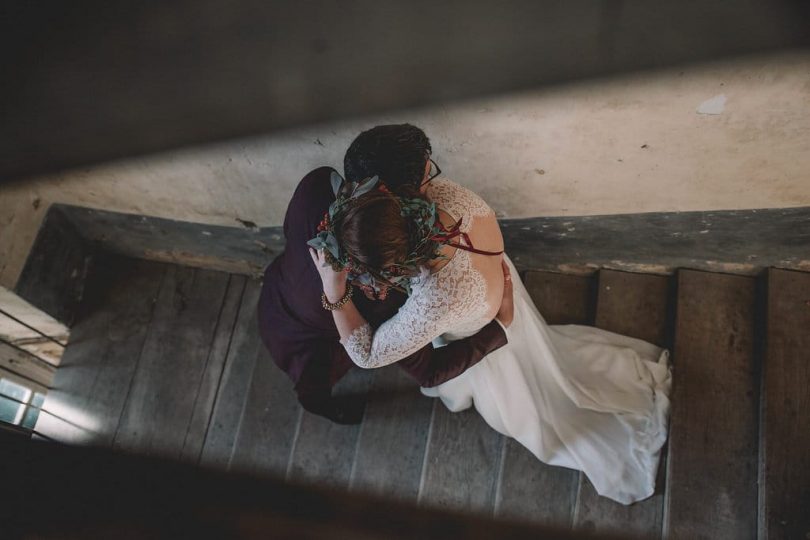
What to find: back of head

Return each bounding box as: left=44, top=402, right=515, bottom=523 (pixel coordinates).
left=344, top=124, right=431, bottom=195
left=335, top=190, right=410, bottom=272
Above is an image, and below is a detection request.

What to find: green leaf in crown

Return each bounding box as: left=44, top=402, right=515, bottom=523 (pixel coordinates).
left=308, top=170, right=456, bottom=299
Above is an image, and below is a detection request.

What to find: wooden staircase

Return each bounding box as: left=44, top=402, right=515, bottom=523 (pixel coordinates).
left=34, top=257, right=810, bottom=540
left=523, top=267, right=809, bottom=540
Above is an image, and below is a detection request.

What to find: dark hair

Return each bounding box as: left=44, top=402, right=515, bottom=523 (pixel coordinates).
left=335, top=191, right=411, bottom=271
left=344, top=124, right=432, bottom=194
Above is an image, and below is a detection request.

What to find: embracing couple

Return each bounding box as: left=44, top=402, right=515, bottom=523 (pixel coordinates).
left=258, top=124, right=672, bottom=505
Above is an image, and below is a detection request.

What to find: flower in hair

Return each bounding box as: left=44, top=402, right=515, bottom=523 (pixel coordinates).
left=307, top=170, right=457, bottom=299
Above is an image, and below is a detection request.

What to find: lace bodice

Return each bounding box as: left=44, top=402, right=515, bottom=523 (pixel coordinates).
left=343, top=179, right=497, bottom=368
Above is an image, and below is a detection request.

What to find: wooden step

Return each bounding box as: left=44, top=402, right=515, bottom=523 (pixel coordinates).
left=349, top=365, right=434, bottom=501
left=185, top=275, right=250, bottom=466
left=286, top=367, right=373, bottom=488
left=113, top=265, right=237, bottom=459
left=664, top=269, right=759, bottom=540
left=197, top=280, right=286, bottom=469
left=759, top=268, right=810, bottom=540
left=419, top=404, right=503, bottom=513
left=227, top=346, right=302, bottom=477
left=523, top=271, right=596, bottom=326
left=492, top=271, right=596, bottom=526
left=573, top=269, right=672, bottom=539
left=35, top=255, right=167, bottom=446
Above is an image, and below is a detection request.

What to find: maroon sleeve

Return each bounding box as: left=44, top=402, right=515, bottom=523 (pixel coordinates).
left=395, top=320, right=508, bottom=387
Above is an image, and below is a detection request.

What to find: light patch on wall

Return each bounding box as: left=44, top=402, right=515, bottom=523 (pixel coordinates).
left=697, top=94, right=727, bottom=115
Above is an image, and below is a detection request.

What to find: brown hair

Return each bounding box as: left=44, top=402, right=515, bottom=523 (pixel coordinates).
left=335, top=190, right=413, bottom=271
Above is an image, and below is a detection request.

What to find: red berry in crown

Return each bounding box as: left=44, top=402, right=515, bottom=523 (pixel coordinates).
left=316, top=213, right=330, bottom=232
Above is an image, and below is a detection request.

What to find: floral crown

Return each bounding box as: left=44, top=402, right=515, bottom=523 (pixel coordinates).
left=307, top=171, right=449, bottom=300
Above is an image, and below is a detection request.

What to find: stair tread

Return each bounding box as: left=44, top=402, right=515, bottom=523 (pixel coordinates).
left=573, top=269, right=671, bottom=539
left=664, top=269, right=759, bottom=540
left=760, top=268, right=810, bottom=540
left=523, top=271, right=596, bottom=326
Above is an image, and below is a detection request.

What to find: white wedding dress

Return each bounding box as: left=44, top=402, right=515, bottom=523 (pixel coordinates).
left=343, top=179, right=672, bottom=505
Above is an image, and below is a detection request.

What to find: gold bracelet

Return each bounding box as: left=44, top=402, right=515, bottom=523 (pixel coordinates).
left=321, top=283, right=353, bottom=311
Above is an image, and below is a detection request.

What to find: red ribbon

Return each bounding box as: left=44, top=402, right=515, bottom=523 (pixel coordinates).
left=430, top=218, right=504, bottom=256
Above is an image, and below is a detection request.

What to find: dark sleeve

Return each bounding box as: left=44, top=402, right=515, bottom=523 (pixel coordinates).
left=283, top=166, right=339, bottom=246
left=294, top=340, right=364, bottom=424
left=395, top=320, right=508, bottom=387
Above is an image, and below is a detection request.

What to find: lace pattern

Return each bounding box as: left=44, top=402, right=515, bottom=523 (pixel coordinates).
left=426, top=178, right=494, bottom=233
left=342, top=179, right=496, bottom=368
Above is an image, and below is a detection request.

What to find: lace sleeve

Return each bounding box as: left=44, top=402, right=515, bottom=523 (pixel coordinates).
left=341, top=179, right=495, bottom=369
left=341, top=277, right=456, bottom=369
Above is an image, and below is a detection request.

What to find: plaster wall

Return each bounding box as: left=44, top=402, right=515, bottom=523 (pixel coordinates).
left=1, top=51, right=809, bottom=288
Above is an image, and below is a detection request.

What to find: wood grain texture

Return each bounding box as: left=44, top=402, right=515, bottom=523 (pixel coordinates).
left=113, top=266, right=230, bottom=458
left=504, top=207, right=810, bottom=277
left=46, top=203, right=810, bottom=288
left=664, top=269, right=759, bottom=540
left=573, top=270, right=672, bottom=539
left=178, top=275, right=246, bottom=463
left=228, top=346, right=302, bottom=478
left=0, top=342, right=55, bottom=389
left=496, top=440, right=579, bottom=526
left=35, top=256, right=165, bottom=446
left=523, top=271, right=595, bottom=325
left=492, top=271, right=593, bottom=525
left=593, top=270, right=672, bottom=346
left=759, top=268, right=810, bottom=540
left=419, top=404, right=503, bottom=514
left=350, top=366, right=434, bottom=501
left=197, top=280, right=264, bottom=469
left=287, top=368, right=374, bottom=488
left=14, top=207, right=91, bottom=326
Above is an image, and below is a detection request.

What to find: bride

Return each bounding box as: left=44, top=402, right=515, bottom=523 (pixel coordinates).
left=308, top=164, right=671, bottom=505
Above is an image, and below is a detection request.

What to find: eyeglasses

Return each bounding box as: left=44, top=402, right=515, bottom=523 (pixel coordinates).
left=421, top=158, right=441, bottom=188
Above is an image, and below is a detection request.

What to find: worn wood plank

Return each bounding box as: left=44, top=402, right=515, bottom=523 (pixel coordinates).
left=197, top=279, right=264, bottom=469
left=573, top=270, right=672, bottom=539
left=593, top=270, right=672, bottom=346
left=113, top=266, right=230, bottom=458
left=35, top=255, right=165, bottom=446
left=349, top=365, right=434, bottom=502
left=228, top=346, right=302, bottom=478
left=496, top=440, right=579, bottom=526
left=0, top=342, right=55, bottom=388
left=760, top=268, right=810, bottom=540
left=664, top=269, right=759, bottom=540
left=419, top=403, right=503, bottom=513
left=48, top=203, right=810, bottom=289
left=178, top=275, right=246, bottom=463
left=523, top=271, right=596, bottom=326
left=492, top=271, right=594, bottom=525
left=287, top=368, right=374, bottom=489
left=14, top=207, right=92, bottom=326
